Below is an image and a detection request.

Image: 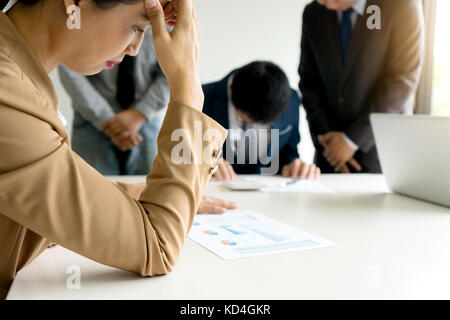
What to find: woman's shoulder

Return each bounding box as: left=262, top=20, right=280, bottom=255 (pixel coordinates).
left=0, top=41, right=60, bottom=134
left=0, top=43, right=38, bottom=109
left=0, top=41, right=23, bottom=79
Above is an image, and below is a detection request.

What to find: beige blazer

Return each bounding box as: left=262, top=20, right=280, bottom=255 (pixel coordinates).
left=0, top=11, right=227, bottom=299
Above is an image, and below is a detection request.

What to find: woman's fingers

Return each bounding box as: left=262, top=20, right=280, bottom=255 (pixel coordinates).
left=147, top=0, right=203, bottom=109
left=192, top=1, right=201, bottom=40
left=145, top=0, right=170, bottom=40
left=163, top=1, right=176, bottom=19
left=197, top=196, right=237, bottom=214
left=171, top=0, right=193, bottom=27
left=209, top=197, right=237, bottom=210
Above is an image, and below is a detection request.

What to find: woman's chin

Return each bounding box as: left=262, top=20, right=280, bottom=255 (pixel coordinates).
left=65, top=63, right=107, bottom=76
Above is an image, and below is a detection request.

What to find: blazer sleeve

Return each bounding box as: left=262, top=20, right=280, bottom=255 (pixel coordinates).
left=298, top=5, right=332, bottom=139
left=0, top=74, right=227, bottom=277
left=58, top=65, right=116, bottom=129
left=344, top=0, right=425, bottom=153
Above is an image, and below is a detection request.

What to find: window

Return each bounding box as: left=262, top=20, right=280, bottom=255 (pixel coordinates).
left=431, top=0, right=450, bottom=116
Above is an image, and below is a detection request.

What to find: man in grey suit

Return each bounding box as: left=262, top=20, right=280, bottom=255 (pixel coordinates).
left=299, top=0, right=424, bottom=173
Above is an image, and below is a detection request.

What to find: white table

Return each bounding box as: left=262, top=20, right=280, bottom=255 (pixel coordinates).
left=7, top=174, right=450, bottom=299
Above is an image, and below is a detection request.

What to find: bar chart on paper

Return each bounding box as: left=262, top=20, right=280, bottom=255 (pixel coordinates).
left=188, top=210, right=337, bottom=259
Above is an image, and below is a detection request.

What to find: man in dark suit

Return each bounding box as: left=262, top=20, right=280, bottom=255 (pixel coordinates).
left=299, top=0, right=424, bottom=173
left=203, top=61, right=320, bottom=180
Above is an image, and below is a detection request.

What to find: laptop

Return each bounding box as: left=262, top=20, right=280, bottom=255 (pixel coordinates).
left=370, top=113, right=450, bottom=207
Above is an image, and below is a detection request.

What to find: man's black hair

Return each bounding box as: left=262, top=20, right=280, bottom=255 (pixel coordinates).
left=231, top=61, right=292, bottom=124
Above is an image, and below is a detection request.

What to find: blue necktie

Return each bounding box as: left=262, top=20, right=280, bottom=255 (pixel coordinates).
left=339, top=7, right=354, bottom=60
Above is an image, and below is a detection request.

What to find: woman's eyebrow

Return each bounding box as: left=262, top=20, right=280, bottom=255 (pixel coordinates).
left=140, top=12, right=151, bottom=25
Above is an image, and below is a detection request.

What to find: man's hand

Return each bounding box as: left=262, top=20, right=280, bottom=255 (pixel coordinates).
left=318, top=131, right=362, bottom=172
left=281, top=158, right=320, bottom=180
left=197, top=196, right=237, bottom=214
left=110, top=131, right=143, bottom=151
left=101, top=110, right=146, bottom=151
left=334, top=158, right=362, bottom=173
left=101, top=109, right=147, bottom=139
left=213, top=158, right=238, bottom=181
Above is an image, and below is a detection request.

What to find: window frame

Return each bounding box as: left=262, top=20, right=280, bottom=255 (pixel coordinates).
left=415, top=0, right=437, bottom=115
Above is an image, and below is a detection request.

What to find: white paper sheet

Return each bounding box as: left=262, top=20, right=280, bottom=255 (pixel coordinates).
left=188, top=210, right=337, bottom=259
left=241, top=176, right=336, bottom=194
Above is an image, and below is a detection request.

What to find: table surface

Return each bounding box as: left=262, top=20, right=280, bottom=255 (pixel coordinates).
left=7, top=174, right=450, bottom=300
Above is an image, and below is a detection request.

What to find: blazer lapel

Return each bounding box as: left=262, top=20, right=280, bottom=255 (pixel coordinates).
left=323, top=8, right=343, bottom=76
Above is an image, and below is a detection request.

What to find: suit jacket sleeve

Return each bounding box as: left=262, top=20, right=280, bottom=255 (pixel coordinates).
left=298, top=5, right=332, bottom=139
left=58, top=64, right=116, bottom=129
left=344, top=0, right=425, bottom=153
left=0, top=73, right=227, bottom=277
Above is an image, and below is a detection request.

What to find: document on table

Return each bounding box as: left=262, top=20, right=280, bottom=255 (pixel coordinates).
left=188, top=210, right=337, bottom=259
left=240, top=176, right=335, bottom=194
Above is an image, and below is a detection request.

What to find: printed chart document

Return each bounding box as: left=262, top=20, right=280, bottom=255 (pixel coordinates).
left=188, top=210, right=337, bottom=259
left=236, top=176, right=336, bottom=194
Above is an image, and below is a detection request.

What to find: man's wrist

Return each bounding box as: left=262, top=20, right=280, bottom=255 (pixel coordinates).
left=126, top=109, right=147, bottom=126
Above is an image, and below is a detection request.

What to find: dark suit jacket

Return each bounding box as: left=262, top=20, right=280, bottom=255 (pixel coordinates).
left=202, top=73, right=301, bottom=174
left=299, top=0, right=424, bottom=173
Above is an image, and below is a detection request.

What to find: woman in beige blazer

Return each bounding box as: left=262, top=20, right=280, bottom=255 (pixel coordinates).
left=0, top=0, right=228, bottom=299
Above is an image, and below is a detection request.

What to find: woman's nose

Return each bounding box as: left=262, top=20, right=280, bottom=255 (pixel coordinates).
left=125, top=33, right=145, bottom=56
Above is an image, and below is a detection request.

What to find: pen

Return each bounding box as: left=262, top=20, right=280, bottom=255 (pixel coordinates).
left=278, top=179, right=300, bottom=188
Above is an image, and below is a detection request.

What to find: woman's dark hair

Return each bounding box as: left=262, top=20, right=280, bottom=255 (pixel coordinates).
left=231, top=61, right=292, bottom=124
left=1, top=0, right=142, bottom=11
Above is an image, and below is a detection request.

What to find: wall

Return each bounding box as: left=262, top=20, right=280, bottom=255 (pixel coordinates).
left=54, top=0, right=315, bottom=163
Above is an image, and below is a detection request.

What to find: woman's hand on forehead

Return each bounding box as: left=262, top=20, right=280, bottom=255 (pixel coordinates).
left=162, top=0, right=177, bottom=26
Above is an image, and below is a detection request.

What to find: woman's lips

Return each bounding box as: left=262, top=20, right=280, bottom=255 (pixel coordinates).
left=106, top=61, right=121, bottom=68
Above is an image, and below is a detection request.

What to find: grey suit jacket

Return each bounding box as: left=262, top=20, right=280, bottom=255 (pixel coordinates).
left=58, top=29, right=169, bottom=130
left=299, top=0, right=424, bottom=173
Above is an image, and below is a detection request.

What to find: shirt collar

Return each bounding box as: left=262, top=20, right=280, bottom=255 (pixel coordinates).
left=352, top=0, right=366, bottom=16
